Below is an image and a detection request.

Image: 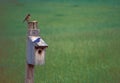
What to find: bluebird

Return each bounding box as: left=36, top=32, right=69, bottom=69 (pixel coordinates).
left=23, top=14, right=31, bottom=23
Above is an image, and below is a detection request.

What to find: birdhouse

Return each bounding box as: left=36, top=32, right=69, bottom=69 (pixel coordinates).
left=27, top=21, right=48, bottom=65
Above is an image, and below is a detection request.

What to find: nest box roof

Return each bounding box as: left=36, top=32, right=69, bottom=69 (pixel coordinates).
left=29, top=36, right=48, bottom=47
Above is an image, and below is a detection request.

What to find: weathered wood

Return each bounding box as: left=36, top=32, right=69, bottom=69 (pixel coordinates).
left=25, top=64, right=34, bottom=83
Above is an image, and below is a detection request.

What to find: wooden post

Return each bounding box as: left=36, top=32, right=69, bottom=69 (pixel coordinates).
left=25, top=64, right=34, bottom=83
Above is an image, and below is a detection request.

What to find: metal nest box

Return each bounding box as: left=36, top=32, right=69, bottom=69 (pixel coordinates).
left=27, top=21, right=48, bottom=65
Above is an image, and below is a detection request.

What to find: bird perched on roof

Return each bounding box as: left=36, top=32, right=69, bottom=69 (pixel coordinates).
left=23, top=14, right=31, bottom=23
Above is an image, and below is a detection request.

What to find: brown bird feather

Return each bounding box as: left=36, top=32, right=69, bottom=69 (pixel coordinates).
left=23, top=14, right=31, bottom=23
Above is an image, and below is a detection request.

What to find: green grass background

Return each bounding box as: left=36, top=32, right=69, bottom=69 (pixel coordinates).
left=0, top=0, right=120, bottom=83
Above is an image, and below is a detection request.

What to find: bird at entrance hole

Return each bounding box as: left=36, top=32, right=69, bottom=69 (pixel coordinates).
left=23, top=14, right=31, bottom=23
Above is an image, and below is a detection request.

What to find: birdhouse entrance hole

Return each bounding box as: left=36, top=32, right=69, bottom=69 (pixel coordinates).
left=34, top=46, right=45, bottom=55
left=38, top=49, right=42, bottom=55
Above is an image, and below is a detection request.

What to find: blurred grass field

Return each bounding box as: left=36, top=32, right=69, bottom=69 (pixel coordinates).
left=0, top=0, right=120, bottom=83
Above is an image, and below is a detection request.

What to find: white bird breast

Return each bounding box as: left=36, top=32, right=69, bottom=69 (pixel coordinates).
left=35, top=48, right=45, bottom=65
